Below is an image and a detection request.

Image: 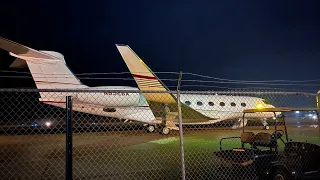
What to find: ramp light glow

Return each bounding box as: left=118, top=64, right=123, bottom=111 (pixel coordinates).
left=45, top=121, right=52, bottom=127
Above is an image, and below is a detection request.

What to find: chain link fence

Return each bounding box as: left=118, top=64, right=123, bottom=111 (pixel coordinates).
left=179, top=91, right=320, bottom=180
left=0, top=90, right=67, bottom=179
left=0, top=89, right=319, bottom=179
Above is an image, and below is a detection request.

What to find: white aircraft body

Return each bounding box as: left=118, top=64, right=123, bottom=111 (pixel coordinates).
left=116, top=44, right=278, bottom=133
left=0, top=37, right=277, bottom=135
left=0, top=37, right=155, bottom=124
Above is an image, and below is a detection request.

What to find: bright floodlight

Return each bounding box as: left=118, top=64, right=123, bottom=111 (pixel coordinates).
left=255, top=103, right=264, bottom=109
left=45, top=121, right=52, bottom=127
left=295, top=111, right=300, bottom=114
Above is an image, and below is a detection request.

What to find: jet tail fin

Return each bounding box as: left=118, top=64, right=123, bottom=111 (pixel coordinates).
left=0, top=37, right=86, bottom=89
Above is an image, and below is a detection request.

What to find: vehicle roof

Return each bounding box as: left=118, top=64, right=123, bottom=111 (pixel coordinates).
left=243, top=107, right=320, bottom=113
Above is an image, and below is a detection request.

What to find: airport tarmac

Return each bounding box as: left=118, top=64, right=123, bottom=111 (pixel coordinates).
left=0, top=126, right=319, bottom=180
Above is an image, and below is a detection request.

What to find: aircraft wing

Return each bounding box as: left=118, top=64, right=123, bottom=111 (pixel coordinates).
left=116, top=44, right=212, bottom=124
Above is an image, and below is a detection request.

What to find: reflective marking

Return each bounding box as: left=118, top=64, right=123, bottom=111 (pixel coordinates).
left=132, top=74, right=157, bottom=80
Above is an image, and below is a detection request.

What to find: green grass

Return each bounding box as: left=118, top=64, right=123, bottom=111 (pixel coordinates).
left=104, top=128, right=320, bottom=179
left=3, top=127, right=318, bottom=179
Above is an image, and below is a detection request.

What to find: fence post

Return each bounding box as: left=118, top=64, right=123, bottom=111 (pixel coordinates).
left=177, top=71, right=186, bottom=180
left=66, top=96, right=73, bottom=180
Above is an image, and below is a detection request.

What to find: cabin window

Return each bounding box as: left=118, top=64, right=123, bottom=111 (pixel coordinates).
left=185, top=101, right=191, bottom=106
left=208, top=102, right=214, bottom=106
left=241, top=103, right=246, bottom=107
left=220, top=102, right=225, bottom=106
left=231, top=102, right=236, bottom=106
left=197, top=101, right=203, bottom=106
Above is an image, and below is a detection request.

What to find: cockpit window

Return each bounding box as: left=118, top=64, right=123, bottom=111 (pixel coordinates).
left=262, top=99, right=270, bottom=104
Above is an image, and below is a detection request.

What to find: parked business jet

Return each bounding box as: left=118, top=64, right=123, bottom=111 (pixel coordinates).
left=0, top=37, right=156, bottom=124
left=0, top=37, right=276, bottom=135
left=116, top=44, right=278, bottom=134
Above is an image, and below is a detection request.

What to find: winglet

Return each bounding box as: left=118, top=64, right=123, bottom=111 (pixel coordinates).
left=116, top=44, right=212, bottom=121
left=116, top=44, right=176, bottom=103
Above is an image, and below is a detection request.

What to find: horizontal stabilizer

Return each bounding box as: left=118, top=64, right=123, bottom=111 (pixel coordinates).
left=9, top=58, right=27, bottom=68
left=0, top=37, right=58, bottom=60
left=0, top=37, right=86, bottom=89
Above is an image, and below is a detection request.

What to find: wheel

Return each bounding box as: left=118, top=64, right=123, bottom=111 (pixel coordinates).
left=146, top=125, right=155, bottom=133
left=272, top=169, right=291, bottom=180
left=160, top=127, right=170, bottom=135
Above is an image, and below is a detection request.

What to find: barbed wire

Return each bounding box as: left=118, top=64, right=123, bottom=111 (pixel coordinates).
left=178, top=85, right=299, bottom=91
left=1, top=70, right=320, bottom=91
left=0, top=88, right=317, bottom=95
left=178, top=85, right=319, bottom=93
left=0, top=75, right=180, bottom=82
left=183, top=72, right=320, bottom=83
left=2, top=69, right=320, bottom=84
left=0, top=70, right=180, bottom=76
left=180, top=80, right=320, bottom=86
left=2, top=75, right=320, bottom=88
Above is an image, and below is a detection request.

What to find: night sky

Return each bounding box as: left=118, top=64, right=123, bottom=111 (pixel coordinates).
left=0, top=0, right=320, bottom=92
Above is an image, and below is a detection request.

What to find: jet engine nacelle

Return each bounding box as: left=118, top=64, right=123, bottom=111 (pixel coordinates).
left=76, top=92, right=141, bottom=107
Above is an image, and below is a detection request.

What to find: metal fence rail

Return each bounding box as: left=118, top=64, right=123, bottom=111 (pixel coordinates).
left=0, top=89, right=319, bottom=180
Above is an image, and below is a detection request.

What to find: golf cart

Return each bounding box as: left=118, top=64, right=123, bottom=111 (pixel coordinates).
left=213, top=107, right=320, bottom=180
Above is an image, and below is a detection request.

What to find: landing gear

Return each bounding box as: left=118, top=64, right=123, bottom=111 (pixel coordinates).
left=144, top=122, right=177, bottom=135
left=160, top=126, right=170, bottom=135
left=145, top=125, right=155, bottom=133
left=143, top=104, right=178, bottom=135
